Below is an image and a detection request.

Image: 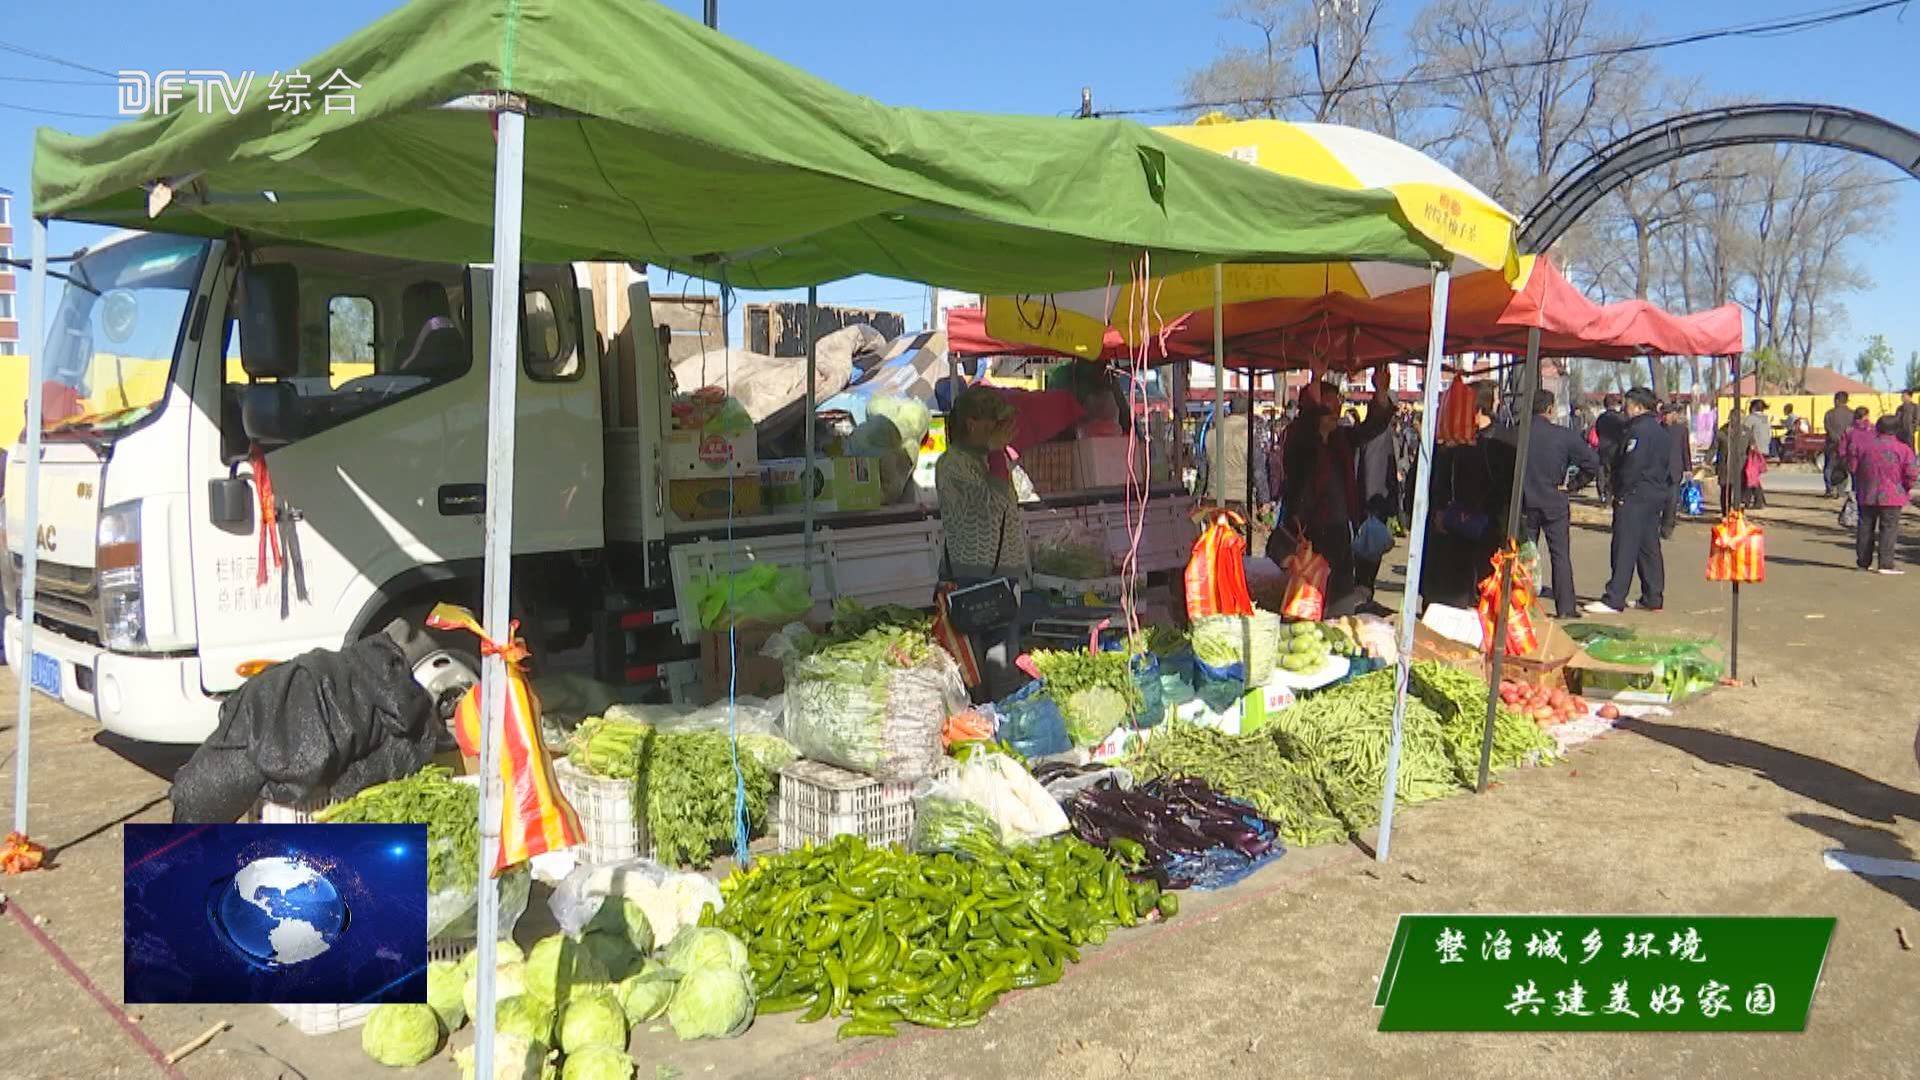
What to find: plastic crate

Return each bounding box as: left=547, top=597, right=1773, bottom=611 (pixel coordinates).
left=271, top=935, right=474, bottom=1035
left=552, top=757, right=652, bottom=864
left=776, top=758, right=951, bottom=852
left=1019, top=441, right=1076, bottom=494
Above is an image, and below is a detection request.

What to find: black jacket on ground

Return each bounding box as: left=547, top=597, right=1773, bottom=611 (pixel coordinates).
left=170, top=635, right=439, bottom=823
left=1611, top=412, right=1675, bottom=502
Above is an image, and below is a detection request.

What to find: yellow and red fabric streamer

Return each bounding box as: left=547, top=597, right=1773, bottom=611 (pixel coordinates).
left=1706, top=511, right=1765, bottom=584
left=425, top=603, right=583, bottom=876
left=1281, top=541, right=1331, bottom=622
left=1476, top=543, right=1540, bottom=658
left=1436, top=378, right=1481, bottom=447
left=1185, top=510, right=1253, bottom=620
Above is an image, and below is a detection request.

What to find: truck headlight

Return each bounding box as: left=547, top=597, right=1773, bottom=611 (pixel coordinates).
left=98, top=501, right=145, bottom=650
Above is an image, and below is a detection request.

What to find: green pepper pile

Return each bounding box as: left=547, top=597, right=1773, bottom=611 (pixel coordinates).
left=714, top=834, right=1173, bottom=1039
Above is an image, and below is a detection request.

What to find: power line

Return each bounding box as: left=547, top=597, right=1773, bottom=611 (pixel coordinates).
left=0, top=75, right=113, bottom=86
left=1096, top=0, right=1909, bottom=118
left=0, top=40, right=117, bottom=80
left=0, top=100, right=119, bottom=120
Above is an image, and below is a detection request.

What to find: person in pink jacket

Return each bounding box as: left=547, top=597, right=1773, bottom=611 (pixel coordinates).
left=1844, top=415, right=1920, bottom=574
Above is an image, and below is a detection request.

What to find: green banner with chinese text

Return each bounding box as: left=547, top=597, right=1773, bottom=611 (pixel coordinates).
left=1376, top=915, right=1834, bottom=1032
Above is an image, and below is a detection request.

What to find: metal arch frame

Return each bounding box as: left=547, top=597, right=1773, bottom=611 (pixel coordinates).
left=1519, top=103, right=1920, bottom=253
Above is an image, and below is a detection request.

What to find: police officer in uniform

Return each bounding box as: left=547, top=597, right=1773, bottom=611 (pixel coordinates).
left=1501, top=390, right=1599, bottom=619
left=1587, top=387, right=1673, bottom=615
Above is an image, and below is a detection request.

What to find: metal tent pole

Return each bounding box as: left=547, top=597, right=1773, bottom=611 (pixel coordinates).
left=11, top=218, right=48, bottom=836
left=1727, top=354, right=1742, bottom=681
left=1378, top=264, right=1451, bottom=863
left=471, top=104, right=527, bottom=1080
left=803, top=286, right=818, bottom=578
left=1212, top=265, right=1226, bottom=507
left=1477, top=328, right=1541, bottom=792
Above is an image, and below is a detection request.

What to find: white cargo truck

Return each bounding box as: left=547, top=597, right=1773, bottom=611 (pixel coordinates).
left=4, top=232, right=1195, bottom=743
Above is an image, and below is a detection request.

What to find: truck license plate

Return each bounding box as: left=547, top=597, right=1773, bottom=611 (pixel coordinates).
left=29, top=653, right=61, bottom=699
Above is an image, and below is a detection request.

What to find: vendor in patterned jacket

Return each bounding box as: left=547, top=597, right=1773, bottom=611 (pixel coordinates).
left=937, top=387, right=1045, bottom=700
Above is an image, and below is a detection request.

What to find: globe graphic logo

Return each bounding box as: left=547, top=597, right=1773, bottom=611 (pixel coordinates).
left=209, top=856, right=350, bottom=969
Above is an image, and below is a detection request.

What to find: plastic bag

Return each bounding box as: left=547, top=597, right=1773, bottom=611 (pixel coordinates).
left=600, top=698, right=797, bottom=773
left=434, top=864, right=531, bottom=941
left=909, top=780, right=1006, bottom=856
left=1353, top=515, right=1395, bottom=561
left=1582, top=632, right=1724, bottom=703
left=690, top=565, right=814, bottom=631
left=783, top=644, right=967, bottom=782
left=1185, top=511, right=1253, bottom=620
left=1280, top=543, right=1331, bottom=622
left=916, top=749, right=1069, bottom=848
left=548, top=857, right=725, bottom=946
left=1706, top=511, right=1765, bottom=584
left=994, top=681, right=1071, bottom=759
left=1437, top=378, right=1479, bottom=446
left=1029, top=522, right=1115, bottom=579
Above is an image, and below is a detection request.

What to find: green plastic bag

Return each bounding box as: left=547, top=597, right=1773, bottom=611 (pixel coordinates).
left=691, top=565, right=814, bottom=630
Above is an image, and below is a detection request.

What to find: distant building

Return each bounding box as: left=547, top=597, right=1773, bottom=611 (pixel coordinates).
left=0, top=189, right=15, bottom=355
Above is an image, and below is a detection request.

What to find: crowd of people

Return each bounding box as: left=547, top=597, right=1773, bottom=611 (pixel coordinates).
left=1199, top=375, right=1920, bottom=625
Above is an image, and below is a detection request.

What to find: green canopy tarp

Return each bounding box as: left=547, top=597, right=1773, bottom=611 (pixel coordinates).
left=33, top=0, right=1441, bottom=292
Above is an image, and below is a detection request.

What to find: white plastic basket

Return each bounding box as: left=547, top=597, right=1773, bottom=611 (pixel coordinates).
left=552, top=757, right=652, bottom=863
left=776, top=758, right=951, bottom=852
left=271, top=935, right=474, bottom=1035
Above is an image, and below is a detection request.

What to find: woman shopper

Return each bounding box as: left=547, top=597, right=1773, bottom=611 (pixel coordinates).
left=936, top=387, right=1042, bottom=700
left=1844, top=415, right=1918, bottom=575
left=1274, top=365, right=1394, bottom=615
left=1421, top=381, right=1514, bottom=610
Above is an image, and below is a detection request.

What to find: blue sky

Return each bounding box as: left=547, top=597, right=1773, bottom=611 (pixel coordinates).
left=3, top=1, right=1915, bottom=373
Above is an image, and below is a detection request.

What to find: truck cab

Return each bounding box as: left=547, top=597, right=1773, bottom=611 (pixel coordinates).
left=4, top=232, right=604, bottom=742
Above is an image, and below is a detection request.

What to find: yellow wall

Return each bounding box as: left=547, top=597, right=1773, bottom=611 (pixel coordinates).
left=1713, top=392, right=1905, bottom=434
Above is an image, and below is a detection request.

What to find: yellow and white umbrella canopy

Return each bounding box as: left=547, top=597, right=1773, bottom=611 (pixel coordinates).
left=984, top=115, right=1522, bottom=358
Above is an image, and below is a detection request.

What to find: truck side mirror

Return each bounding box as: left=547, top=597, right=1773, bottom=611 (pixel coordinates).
left=240, top=382, right=303, bottom=447
left=238, top=264, right=300, bottom=379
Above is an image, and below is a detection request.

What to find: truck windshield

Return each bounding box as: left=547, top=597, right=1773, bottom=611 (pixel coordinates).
left=36, top=233, right=210, bottom=441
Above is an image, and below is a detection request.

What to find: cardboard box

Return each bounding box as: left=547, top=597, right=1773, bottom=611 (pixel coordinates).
left=699, top=624, right=786, bottom=703
left=666, top=429, right=757, bottom=478
left=760, top=457, right=883, bottom=513
left=669, top=476, right=763, bottom=521
left=1414, top=615, right=1581, bottom=691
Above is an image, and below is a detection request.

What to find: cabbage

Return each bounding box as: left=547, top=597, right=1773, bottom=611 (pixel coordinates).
left=360, top=1002, right=441, bottom=1067
left=616, top=962, right=678, bottom=1023
left=559, top=1045, right=636, bottom=1080
left=458, top=940, right=526, bottom=984
left=556, top=989, right=628, bottom=1054
left=454, top=1033, right=549, bottom=1080
left=492, top=994, right=554, bottom=1044
left=662, top=926, right=749, bottom=977
left=666, top=966, right=755, bottom=1040
left=427, top=960, right=466, bottom=1032
left=585, top=898, right=654, bottom=955
left=579, top=931, right=641, bottom=983
left=527, top=933, right=612, bottom=1005
left=465, top=960, right=529, bottom=1022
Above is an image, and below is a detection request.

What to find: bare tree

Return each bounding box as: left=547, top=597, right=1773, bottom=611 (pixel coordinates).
left=1183, top=0, right=1400, bottom=126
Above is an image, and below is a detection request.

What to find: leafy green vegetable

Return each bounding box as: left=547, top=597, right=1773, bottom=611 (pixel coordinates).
left=454, top=1033, right=548, bottom=1080
left=361, top=1003, right=441, bottom=1067
left=1029, top=649, right=1144, bottom=747
left=666, top=965, right=757, bottom=1040
left=491, top=993, right=555, bottom=1044
left=557, top=989, right=629, bottom=1054
left=426, top=959, right=466, bottom=1032
left=1124, top=721, right=1347, bottom=846
left=663, top=926, right=750, bottom=977
left=586, top=897, right=655, bottom=955
left=617, top=963, right=679, bottom=1024
left=560, top=1045, right=638, bottom=1080
left=1190, top=611, right=1282, bottom=684
left=580, top=930, right=642, bottom=983
left=316, top=766, right=476, bottom=893
left=527, top=934, right=612, bottom=1006
left=464, top=959, right=528, bottom=1021
left=910, top=796, right=1004, bottom=856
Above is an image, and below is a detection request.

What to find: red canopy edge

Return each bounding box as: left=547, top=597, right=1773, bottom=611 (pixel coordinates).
left=950, top=260, right=1743, bottom=370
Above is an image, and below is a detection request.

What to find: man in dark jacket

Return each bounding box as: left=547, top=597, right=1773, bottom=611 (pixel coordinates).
left=1352, top=417, right=1400, bottom=591
left=1588, top=387, right=1673, bottom=615
left=1593, top=394, right=1627, bottom=500
left=1499, top=390, right=1599, bottom=619
left=1661, top=404, right=1693, bottom=538
left=1896, top=389, right=1920, bottom=451
left=1823, top=391, right=1854, bottom=496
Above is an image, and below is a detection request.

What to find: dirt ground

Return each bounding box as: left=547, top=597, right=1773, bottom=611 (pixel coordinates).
left=2, top=487, right=1917, bottom=1080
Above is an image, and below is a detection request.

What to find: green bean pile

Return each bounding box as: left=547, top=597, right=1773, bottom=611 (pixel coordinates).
left=1404, top=661, right=1559, bottom=773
